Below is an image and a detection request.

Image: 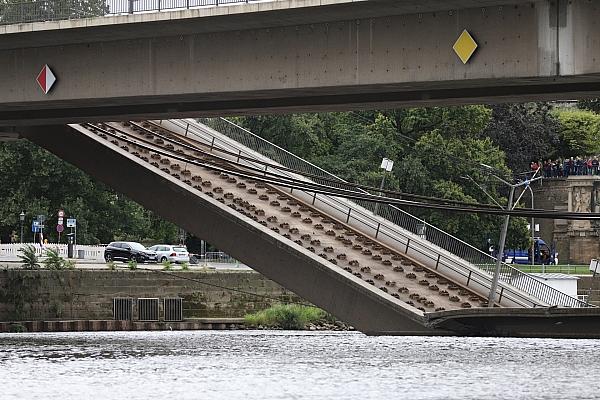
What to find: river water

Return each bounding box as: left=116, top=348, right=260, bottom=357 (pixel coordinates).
left=1, top=331, right=599, bottom=400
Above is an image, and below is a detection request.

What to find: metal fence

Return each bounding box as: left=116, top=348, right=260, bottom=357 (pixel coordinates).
left=193, top=117, right=590, bottom=308
left=0, top=243, right=105, bottom=260
left=200, top=251, right=237, bottom=264
left=0, top=0, right=269, bottom=25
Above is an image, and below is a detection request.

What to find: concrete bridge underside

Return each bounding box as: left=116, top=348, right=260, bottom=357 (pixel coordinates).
left=2, top=0, right=600, bottom=125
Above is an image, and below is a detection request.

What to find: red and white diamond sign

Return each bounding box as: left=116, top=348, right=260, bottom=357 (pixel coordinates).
left=36, top=64, right=57, bottom=94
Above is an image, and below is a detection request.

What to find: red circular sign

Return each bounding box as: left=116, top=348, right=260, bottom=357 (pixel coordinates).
left=56, top=224, right=64, bottom=233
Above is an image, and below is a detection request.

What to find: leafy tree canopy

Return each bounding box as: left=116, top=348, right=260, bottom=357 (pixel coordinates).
left=482, top=103, right=560, bottom=172
left=237, top=106, right=531, bottom=251
left=0, top=140, right=178, bottom=245
left=552, top=108, right=600, bottom=157
left=0, top=0, right=107, bottom=24
left=578, top=99, right=600, bottom=114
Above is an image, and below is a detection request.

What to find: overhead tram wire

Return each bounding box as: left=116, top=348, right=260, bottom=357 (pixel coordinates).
left=135, top=121, right=592, bottom=219
left=88, top=122, right=524, bottom=215
left=140, top=121, right=500, bottom=209
left=130, top=121, right=528, bottom=212
left=87, top=122, right=600, bottom=220
left=133, top=120, right=537, bottom=212
left=84, top=122, right=600, bottom=220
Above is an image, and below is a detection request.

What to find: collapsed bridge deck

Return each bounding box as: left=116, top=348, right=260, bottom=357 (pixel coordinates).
left=19, top=118, right=597, bottom=336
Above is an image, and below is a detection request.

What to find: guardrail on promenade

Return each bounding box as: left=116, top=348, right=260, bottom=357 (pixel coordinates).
left=189, top=117, right=591, bottom=308
left=1, top=244, right=242, bottom=265
left=0, top=0, right=271, bottom=25
left=0, top=243, right=105, bottom=260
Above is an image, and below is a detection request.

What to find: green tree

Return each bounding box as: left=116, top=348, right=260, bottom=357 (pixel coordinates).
left=0, top=0, right=107, bottom=24
left=238, top=106, right=531, bottom=251
left=552, top=108, right=600, bottom=157
left=239, top=114, right=334, bottom=161
left=579, top=99, right=600, bottom=114
left=483, top=103, right=560, bottom=172
left=0, top=139, right=176, bottom=245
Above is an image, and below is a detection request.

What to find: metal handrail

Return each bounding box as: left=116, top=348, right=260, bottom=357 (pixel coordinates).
left=192, top=117, right=590, bottom=308
left=0, top=0, right=271, bottom=25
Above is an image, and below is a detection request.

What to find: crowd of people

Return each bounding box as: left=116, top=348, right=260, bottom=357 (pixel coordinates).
left=531, top=157, right=600, bottom=178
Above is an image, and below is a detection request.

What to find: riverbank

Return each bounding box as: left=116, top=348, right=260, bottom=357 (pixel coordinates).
left=0, top=318, right=246, bottom=333
left=0, top=316, right=353, bottom=333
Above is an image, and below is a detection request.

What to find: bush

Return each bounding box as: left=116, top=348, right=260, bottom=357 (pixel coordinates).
left=244, top=304, right=326, bottom=330
left=8, top=323, right=26, bottom=333
left=181, top=262, right=189, bottom=271
left=18, top=245, right=40, bottom=270
left=43, top=248, right=66, bottom=270
left=162, top=260, right=172, bottom=270
left=127, top=260, right=137, bottom=270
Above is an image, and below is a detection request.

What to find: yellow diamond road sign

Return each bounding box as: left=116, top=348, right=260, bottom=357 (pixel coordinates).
left=453, top=29, right=478, bottom=64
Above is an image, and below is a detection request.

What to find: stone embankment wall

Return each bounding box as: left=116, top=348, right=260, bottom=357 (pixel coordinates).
left=533, top=176, right=600, bottom=264
left=0, top=269, right=299, bottom=321
left=577, top=276, right=600, bottom=305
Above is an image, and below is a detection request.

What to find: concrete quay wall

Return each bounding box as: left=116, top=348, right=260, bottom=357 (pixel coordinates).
left=0, top=269, right=299, bottom=322
left=0, top=318, right=245, bottom=333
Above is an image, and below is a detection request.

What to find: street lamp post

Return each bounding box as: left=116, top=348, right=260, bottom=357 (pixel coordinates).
left=527, top=185, right=535, bottom=267
left=488, top=185, right=515, bottom=307
left=487, top=171, right=542, bottom=307
left=19, top=211, right=25, bottom=244
left=374, top=157, right=394, bottom=216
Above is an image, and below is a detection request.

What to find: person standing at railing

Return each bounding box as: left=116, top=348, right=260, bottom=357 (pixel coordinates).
left=530, top=161, right=539, bottom=179
left=575, top=156, right=584, bottom=175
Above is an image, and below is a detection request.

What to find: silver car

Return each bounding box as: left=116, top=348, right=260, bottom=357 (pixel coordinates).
left=147, top=244, right=190, bottom=263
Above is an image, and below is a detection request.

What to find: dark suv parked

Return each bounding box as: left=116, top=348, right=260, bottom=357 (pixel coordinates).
left=104, top=242, right=157, bottom=263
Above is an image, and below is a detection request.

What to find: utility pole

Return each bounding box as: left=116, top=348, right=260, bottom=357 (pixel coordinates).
left=487, top=171, right=542, bottom=307
left=527, top=185, right=535, bottom=267
left=488, top=186, right=515, bottom=307
left=466, top=164, right=542, bottom=307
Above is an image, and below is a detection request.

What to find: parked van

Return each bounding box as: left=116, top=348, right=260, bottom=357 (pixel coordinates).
left=503, top=238, right=557, bottom=265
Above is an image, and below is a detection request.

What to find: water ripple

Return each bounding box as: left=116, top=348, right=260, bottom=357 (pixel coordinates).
left=0, top=331, right=599, bottom=400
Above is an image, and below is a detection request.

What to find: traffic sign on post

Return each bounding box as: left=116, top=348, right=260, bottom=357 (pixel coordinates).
left=56, top=224, right=64, bottom=233
left=58, top=210, right=65, bottom=218
left=31, top=221, right=41, bottom=233
left=66, top=218, right=76, bottom=228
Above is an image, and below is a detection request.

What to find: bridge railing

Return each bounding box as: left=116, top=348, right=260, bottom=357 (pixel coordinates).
left=188, top=117, right=590, bottom=308
left=0, top=0, right=270, bottom=25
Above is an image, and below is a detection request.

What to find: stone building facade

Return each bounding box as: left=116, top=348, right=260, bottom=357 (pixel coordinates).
left=534, top=176, right=600, bottom=264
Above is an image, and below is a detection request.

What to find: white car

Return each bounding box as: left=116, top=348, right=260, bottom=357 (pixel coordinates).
left=147, top=244, right=190, bottom=263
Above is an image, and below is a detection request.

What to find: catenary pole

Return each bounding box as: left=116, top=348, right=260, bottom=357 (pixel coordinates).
left=488, top=186, right=515, bottom=307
